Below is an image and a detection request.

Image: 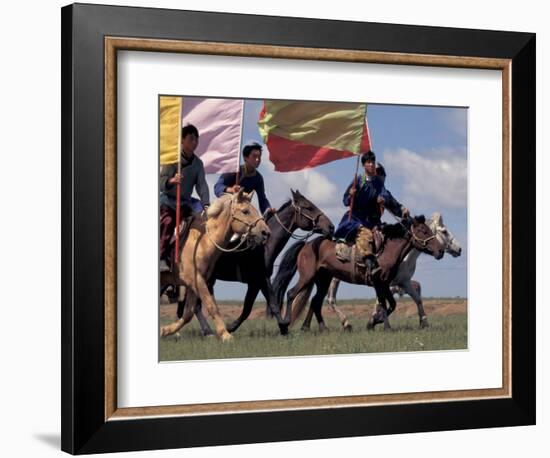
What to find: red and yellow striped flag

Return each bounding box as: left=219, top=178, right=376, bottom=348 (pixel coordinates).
left=258, top=100, right=371, bottom=172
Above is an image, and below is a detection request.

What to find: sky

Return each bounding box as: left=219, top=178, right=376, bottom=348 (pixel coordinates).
left=190, top=99, right=468, bottom=300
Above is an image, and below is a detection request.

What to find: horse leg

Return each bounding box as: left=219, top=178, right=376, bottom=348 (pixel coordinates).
left=193, top=300, right=215, bottom=336
left=402, top=279, right=427, bottom=328
left=367, top=285, right=390, bottom=331
left=260, top=278, right=289, bottom=335
left=176, top=285, right=186, bottom=318
left=307, top=273, right=332, bottom=332
left=227, top=284, right=260, bottom=334
left=327, top=277, right=352, bottom=331
left=195, top=276, right=232, bottom=342
left=302, top=307, right=314, bottom=332
left=191, top=282, right=215, bottom=336
left=380, top=286, right=392, bottom=331
left=386, top=285, right=397, bottom=317
left=160, top=289, right=197, bottom=338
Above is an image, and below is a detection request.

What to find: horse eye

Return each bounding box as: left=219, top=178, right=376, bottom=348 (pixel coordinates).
left=242, top=209, right=250, bottom=215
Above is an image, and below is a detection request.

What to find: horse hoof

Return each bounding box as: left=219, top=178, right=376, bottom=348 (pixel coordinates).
left=220, top=332, right=233, bottom=342
left=300, top=326, right=311, bottom=333
left=279, top=324, right=289, bottom=336
left=420, top=317, right=429, bottom=329
left=366, top=320, right=375, bottom=331
left=174, top=332, right=181, bottom=342
left=343, top=323, right=353, bottom=332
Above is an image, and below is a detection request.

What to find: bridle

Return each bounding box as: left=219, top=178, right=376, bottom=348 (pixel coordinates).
left=204, top=197, right=265, bottom=253
left=273, top=199, right=323, bottom=241
left=391, top=213, right=437, bottom=248
left=410, top=224, right=437, bottom=248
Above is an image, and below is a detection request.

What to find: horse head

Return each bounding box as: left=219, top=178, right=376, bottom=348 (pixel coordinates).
left=429, top=212, right=462, bottom=257
left=207, top=192, right=270, bottom=248
left=409, top=215, right=444, bottom=260
left=230, top=189, right=270, bottom=247
left=289, top=189, right=334, bottom=236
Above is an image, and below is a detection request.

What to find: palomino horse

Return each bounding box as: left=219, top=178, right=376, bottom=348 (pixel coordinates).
left=189, top=189, right=334, bottom=336
left=303, top=212, right=462, bottom=330
left=160, top=190, right=270, bottom=341
left=273, top=216, right=444, bottom=331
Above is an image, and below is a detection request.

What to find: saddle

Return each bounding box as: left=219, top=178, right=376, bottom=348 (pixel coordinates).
left=335, top=228, right=385, bottom=285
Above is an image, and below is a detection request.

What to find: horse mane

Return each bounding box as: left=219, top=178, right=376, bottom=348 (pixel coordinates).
left=207, top=194, right=232, bottom=218
left=381, top=222, right=407, bottom=239
left=265, top=199, right=292, bottom=222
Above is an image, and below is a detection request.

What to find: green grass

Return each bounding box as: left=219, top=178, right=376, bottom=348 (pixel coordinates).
left=159, top=311, right=467, bottom=362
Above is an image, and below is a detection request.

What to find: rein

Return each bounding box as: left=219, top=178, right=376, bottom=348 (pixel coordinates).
left=389, top=213, right=436, bottom=247
left=204, top=198, right=264, bottom=253
left=410, top=227, right=436, bottom=247
left=273, top=200, right=319, bottom=241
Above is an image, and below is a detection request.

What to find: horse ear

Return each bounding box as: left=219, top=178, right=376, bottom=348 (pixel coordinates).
left=414, top=215, right=426, bottom=224
left=432, top=212, right=442, bottom=224
left=246, top=190, right=255, bottom=201
left=290, top=188, right=297, bottom=199
left=235, top=188, right=245, bottom=201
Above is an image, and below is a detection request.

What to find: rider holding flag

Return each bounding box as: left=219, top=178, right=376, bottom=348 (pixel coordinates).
left=334, top=150, right=410, bottom=274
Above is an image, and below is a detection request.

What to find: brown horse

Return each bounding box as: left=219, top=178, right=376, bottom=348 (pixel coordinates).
left=160, top=190, right=270, bottom=341
left=273, top=216, right=444, bottom=331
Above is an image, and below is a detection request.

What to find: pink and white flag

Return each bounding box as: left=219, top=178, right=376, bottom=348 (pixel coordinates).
left=181, top=96, right=244, bottom=174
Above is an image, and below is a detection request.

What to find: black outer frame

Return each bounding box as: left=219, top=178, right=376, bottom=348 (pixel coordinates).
left=61, top=3, right=535, bottom=454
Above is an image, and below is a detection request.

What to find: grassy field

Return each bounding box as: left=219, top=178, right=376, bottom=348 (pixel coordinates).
left=159, top=298, right=467, bottom=361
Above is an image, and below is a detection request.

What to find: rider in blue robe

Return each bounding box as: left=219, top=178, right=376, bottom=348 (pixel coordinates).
left=334, top=151, right=409, bottom=270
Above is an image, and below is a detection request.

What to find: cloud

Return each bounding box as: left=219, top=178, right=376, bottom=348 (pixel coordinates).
left=382, top=147, right=467, bottom=210
left=262, top=166, right=343, bottom=225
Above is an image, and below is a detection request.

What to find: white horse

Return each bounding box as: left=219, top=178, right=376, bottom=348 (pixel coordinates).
left=302, top=212, right=462, bottom=330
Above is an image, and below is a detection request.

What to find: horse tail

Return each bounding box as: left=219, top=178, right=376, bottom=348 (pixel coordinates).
left=290, top=283, right=315, bottom=324
left=273, top=240, right=307, bottom=308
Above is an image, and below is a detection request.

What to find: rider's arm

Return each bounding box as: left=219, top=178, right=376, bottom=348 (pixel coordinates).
left=160, top=164, right=177, bottom=192
left=343, top=177, right=358, bottom=207
left=380, top=187, right=404, bottom=217
left=213, top=173, right=236, bottom=197
left=256, top=174, right=272, bottom=215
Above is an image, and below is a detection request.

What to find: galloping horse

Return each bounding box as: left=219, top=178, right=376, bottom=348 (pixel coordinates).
left=303, top=212, right=462, bottom=330
left=188, top=189, right=334, bottom=336
left=160, top=190, right=270, bottom=341
left=273, top=216, right=444, bottom=331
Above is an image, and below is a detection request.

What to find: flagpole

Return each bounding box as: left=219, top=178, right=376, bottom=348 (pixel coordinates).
left=235, top=99, right=245, bottom=186
left=348, top=105, right=370, bottom=222
left=347, top=154, right=361, bottom=222
left=174, top=97, right=183, bottom=266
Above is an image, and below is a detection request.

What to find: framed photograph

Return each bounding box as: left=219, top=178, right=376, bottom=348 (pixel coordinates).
left=61, top=3, right=535, bottom=454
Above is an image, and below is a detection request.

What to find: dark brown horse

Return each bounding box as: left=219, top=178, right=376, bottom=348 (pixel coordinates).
left=175, top=189, right=334, bottom=335
left=273, top=216, right=444, bottom=331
